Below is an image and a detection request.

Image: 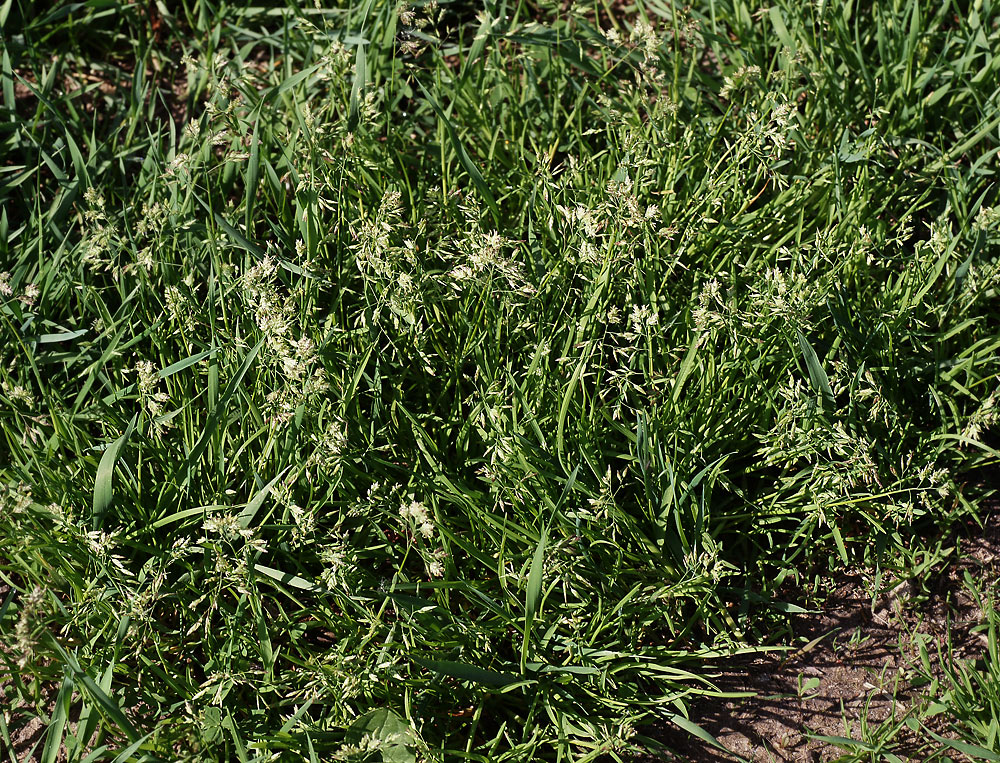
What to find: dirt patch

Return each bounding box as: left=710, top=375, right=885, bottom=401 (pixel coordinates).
left=652, top=590, right=930, bottom=762
left=7, top=55, right=188, bottom=135
left=3, top=706, right=48, bottom=763
left=645, top=518, right=1000, bottom=762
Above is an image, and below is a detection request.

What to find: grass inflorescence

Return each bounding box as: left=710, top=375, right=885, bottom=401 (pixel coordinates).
left=1, top=0, right=999, bottom=760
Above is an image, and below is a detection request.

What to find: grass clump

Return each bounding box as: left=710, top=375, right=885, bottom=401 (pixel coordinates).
left=1, top=0, right=999, bottom=760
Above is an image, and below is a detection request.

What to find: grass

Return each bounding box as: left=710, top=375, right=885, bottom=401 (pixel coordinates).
left=0, top=0, right=998, bottom=760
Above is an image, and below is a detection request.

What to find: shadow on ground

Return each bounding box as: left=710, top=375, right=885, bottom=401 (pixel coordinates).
left=641, top=511, right=1000, bottom=762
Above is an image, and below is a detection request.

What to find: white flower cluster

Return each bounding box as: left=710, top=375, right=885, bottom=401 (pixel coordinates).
left=203, top=512, right=256, bottom=544
left=319, top=536, right=357, bottom=590
left=165, top=283, right=200, bottom=334
left=2, top=379, right=34, bottom=408
left=692, top=278, right=724, bottom=333
left=81, top=187, right=120, bottom=271
left=1, top=481, right=33, bottom=514
left=400, top=497, right=435, bottom=540
left=963, top=390, right=998, bottom=443
left=135, top=360, right=170, bottom=424
left=720, top=64, right=762, bottom=100
left=400, top=496, right=446, bottom=577
left=14, top=586, right=47, bottom=670
left=355, top=191, right=406, bottom=280
left=240, top=255, right=328, bottom=403
left=83, top=529, right=134, bottom=578
left=626, top=303, right=659, bottom=340
left=308, top=418, right=349, bottom=474
left=972, top=205, right=1000, bottom=232
left=449, top=202, right=533, bottom=298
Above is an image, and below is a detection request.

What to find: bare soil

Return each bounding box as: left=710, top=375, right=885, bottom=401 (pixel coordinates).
left=646, top=514, right=1000, bottom=762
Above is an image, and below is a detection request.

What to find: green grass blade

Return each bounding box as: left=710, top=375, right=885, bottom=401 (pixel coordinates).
left=92, top=413, right=138, bottom=530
